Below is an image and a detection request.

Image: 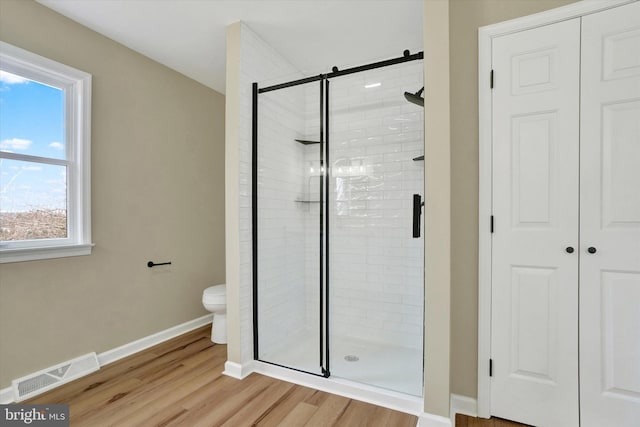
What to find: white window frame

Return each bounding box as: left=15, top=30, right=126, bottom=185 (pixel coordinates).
left=0, top=42, right=92, bottom=263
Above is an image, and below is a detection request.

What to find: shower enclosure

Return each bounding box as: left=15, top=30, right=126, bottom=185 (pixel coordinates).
left=253, top=52, right=424, bottom=396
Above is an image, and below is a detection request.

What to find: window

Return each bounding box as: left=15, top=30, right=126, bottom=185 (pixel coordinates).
left=0, top=42, right=92, bottom=263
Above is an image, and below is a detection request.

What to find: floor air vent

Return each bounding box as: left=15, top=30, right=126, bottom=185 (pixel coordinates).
left=12, top=353, right=100, bottom=401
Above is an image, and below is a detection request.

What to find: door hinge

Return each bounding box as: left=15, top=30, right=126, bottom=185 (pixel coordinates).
left=489, top=359, right=493, bottom=377
left=490, top=70, right=494, bottom=89
left=490, top=215, right=494, bottom=233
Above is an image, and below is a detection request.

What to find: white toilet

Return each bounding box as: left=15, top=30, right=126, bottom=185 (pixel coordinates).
left=202, top=284, right=226, bottom=344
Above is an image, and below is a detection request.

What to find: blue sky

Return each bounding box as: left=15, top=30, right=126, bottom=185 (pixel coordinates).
left=0, top=70, right=67, bottom=212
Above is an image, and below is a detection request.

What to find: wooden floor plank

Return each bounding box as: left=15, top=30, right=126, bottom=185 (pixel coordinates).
left=100, top=358, right=224, bottom=426
left=255, top=385, right=319, bottom=426
left=456, top=414, right=530, bottom=427
left=187, top=374, right=275, bottom=427
left=388, top=408, right=421, bottom=427
left=220, top=379, right=295, bottom=426
left=333, top=399, right=377, bottom=427
left=140, top=373, right=238, bottom=426
left=303, top=393, right=352, bottom=426
left=71, top=349, right=224, bottom=424
left=16, top=325, right=417, bottom=426
left=276, top=402, right=319, bottom=426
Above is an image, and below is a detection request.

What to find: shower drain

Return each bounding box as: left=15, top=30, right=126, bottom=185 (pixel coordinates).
left=344, top=355, right=359, bottom=362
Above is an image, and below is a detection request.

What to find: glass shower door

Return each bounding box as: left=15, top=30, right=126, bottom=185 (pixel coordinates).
left=254, top=79, right=328, bottom=376
left=327, top=61, right=425, bottom=396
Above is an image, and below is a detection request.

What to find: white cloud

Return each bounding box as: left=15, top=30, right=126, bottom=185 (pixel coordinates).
left=0, top=138, right=32, bottom=150
left=21, top=165, right=41, bottom=171
left=48, top=142, right=64, bottom=150
left=0, top=70, right=29, bottom=85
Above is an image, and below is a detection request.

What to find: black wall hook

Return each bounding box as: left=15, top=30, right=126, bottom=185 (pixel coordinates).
left=147, top=261, right=172, bottom=268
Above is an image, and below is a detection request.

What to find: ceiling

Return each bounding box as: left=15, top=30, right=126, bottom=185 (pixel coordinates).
left=36, top=0, right=423, bottom=94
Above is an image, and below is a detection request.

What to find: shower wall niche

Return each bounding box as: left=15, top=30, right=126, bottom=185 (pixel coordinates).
left=255, top=56, right=424, bottom=396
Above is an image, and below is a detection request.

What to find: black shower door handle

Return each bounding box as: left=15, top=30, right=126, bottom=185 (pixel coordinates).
left=413, top=194, right=423, bottom=238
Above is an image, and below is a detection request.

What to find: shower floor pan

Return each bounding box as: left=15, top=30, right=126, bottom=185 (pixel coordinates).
left=260, top=332, right=423, bottom=397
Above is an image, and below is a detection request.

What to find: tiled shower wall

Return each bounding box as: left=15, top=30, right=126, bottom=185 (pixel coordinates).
left=301, top=62, right=426, bottom=349
left=326, top=62, right=424, bottom=349
left=300, top=67, right=425, bottom=350
left=237, top=23, right=305, bottom=363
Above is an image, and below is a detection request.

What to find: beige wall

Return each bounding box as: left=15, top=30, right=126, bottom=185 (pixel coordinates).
left=423, top=0, right=451, bottom=418
left=0, top=0, right=225, bottom=388
left=449, top=0, right=576, bottom=398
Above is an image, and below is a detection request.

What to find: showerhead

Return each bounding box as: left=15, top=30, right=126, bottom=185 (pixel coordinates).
left=404, top=87, right=424, bottom=107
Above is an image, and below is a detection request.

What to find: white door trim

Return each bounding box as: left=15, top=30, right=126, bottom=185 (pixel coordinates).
left=477, top=0, right=638, bottom=419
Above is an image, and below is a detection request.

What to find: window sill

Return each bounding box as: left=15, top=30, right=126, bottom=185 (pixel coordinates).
left=0, top=243, right=94, bottom=263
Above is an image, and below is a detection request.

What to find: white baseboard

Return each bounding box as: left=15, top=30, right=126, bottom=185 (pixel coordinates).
left=417, top=412, right=452, bottom=427
left=98, top=314, right=213, bottom=366
left=450, top=394, right=478, bottom=427
left=0, top=386, right=13, bottom=404
left=414, top=394, right=478, bottom=427
left=222, top=360, right=255, bottom=379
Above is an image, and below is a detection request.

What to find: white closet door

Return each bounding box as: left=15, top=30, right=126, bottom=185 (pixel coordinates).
left=580, top=3, right=640, bottom=427
left=491, top=19, right=580, bottom=427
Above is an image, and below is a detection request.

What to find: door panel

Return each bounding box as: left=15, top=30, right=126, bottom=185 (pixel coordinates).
left=491, top=18, right=580, bottom=427
left=580, top=3, right=640, bottom=426
left=255, top=80, right=326, bottom=376
left=601, top=101, right=640, bottom=227
left=509, top=266, right=558, bottom=383
left=511, top=113, right=555, bottom=226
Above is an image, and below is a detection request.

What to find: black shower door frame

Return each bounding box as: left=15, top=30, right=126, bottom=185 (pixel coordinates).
left=252, top=50, right=424, bottom=379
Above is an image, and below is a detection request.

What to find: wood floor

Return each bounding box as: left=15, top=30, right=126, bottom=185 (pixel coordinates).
left=455, top=414, right=529, bottom=427
left=23, top=325, right=417, bottom=426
